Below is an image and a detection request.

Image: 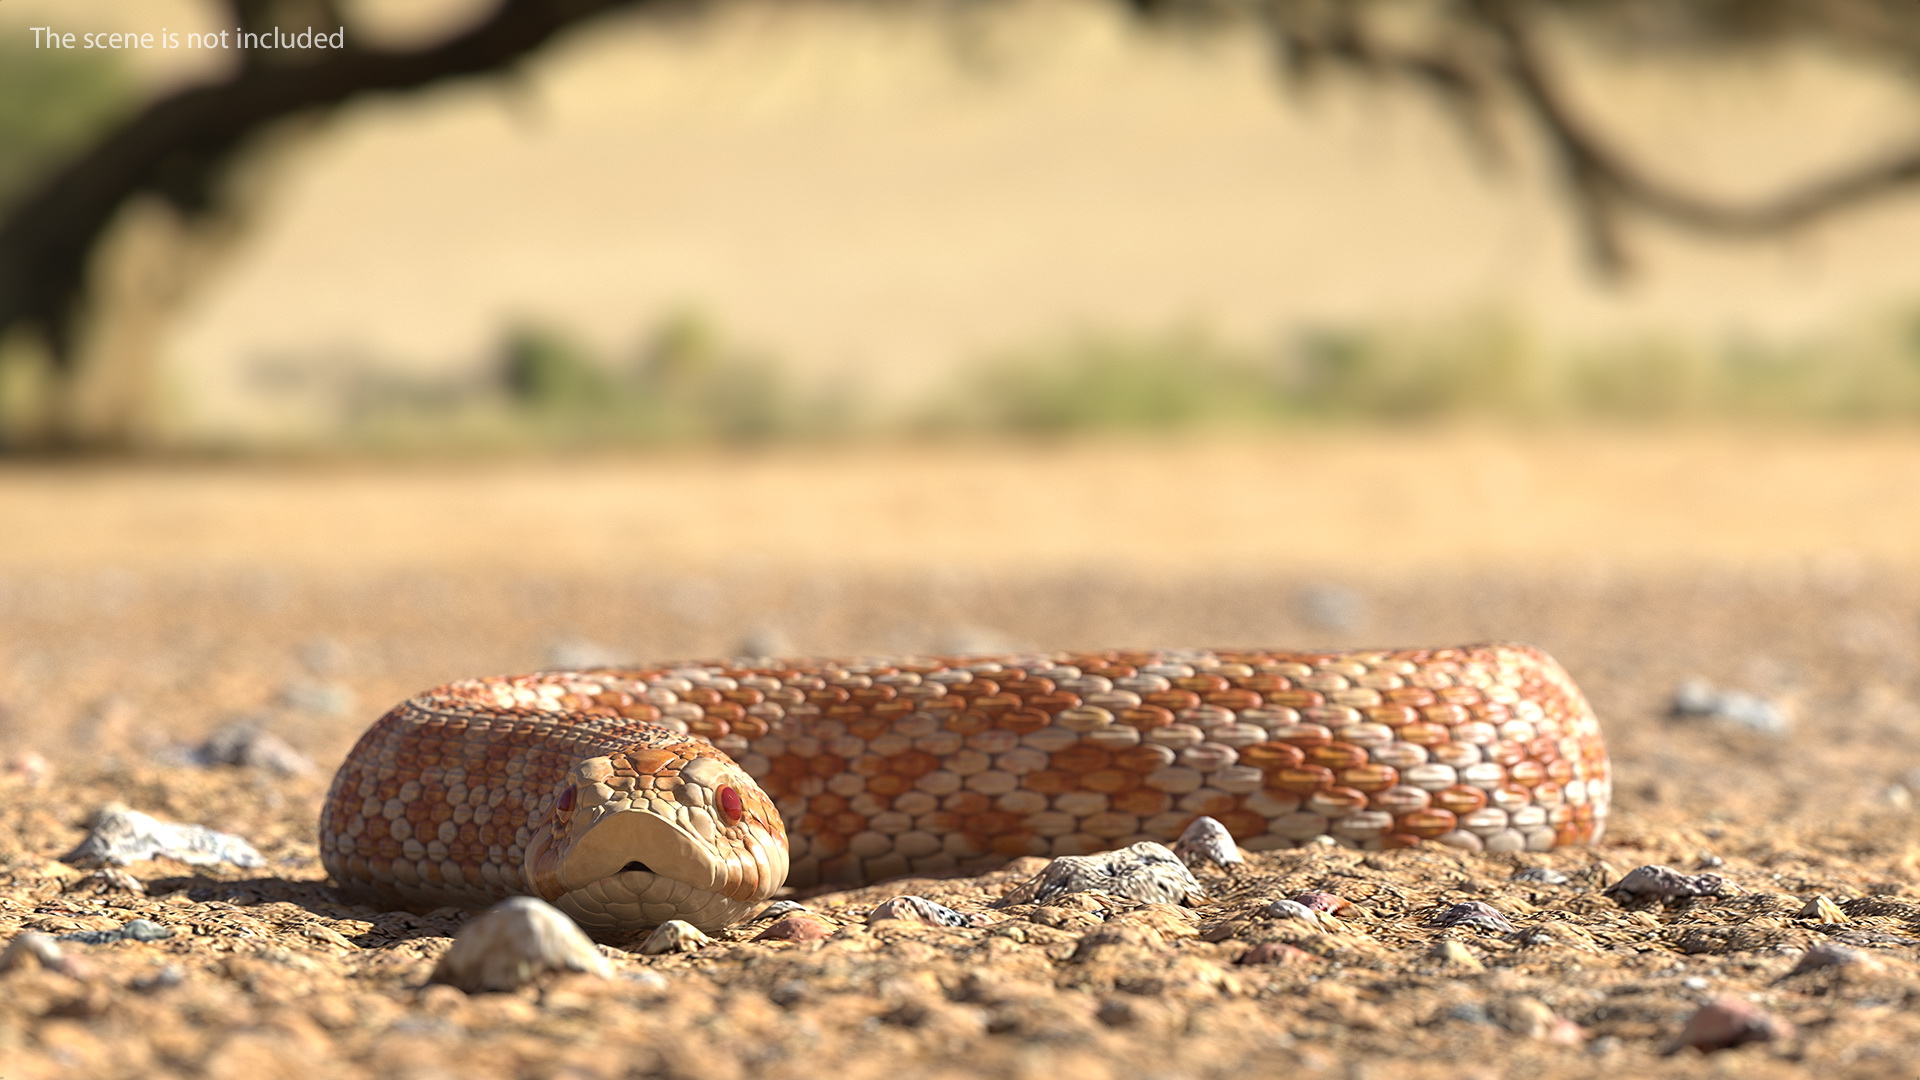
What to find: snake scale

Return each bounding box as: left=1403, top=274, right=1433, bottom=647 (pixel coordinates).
left=320, top=643, right=1611, bottom=934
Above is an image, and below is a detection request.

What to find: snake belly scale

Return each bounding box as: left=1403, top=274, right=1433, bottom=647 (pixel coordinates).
left=320, top=643, right=1611, bottom=934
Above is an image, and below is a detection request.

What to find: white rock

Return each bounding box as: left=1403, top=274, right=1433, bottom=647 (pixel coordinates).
left=639, top=919, right=714, bottom=955
left=0, top=931, right=78, bottom=976
left=428, top=897, right=613, bottom=993
left=62, top=804, right=264, bottom=870
left=997, top=842, right=1204, bottom=906
left=1172, top=815, right=1244, bottom=871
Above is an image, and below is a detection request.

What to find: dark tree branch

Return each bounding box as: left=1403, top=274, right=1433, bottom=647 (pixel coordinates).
left=0, top=0, right=664, bottom=365
left=1260, top=2, right=1507, bottom=170
left=1473, top=0, right=1920, bottom=272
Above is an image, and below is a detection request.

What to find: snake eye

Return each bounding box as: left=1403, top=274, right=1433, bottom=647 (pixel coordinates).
left=718, top=785, right=744, bottom=825
left=555, top=785, right=576, bottom=813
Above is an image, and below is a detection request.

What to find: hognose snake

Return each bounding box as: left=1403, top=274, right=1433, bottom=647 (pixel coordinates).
left=319, top=643, right=1610, bottom=934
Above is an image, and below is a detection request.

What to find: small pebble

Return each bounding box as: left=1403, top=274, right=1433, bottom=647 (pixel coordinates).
left=131, top=965, right=185, bottom=992
left=1512, top=867, right=1569, bottom=886
left=1292, top=891, right=1347, bottom=913
left=749, top=900, right=812, bottom=923
left=2, top=751, right=51, bottom=788
left=1296, top=583, right=1366, bottom=632
left=1428, top=940, right=1486, bottom=970
left=752, top=915, right=835, bottom=943
left=867, top=895, right=989, bottom=928
left=1784, top=942, right=1877, bottom=977
left=1670, top=678, right=1790, bottom=736
left=1497, top=991, right=1559, bottom=1037
left=733, top=626, right=796, bottom=659
left=1798, top=895, right=1848, bottom=923
left=427, top=897, right=612, bottom=993
left=1603, top=864, right=1727, bottom=906
left=623, top=969, right=670, bottom=992
left=1667, top=997, right=1795, bottom=1054
left=58, top=918, right=173, bottom=945
left=1264, top=899, right=1321, bottom=923
left=0, top=931, right=83, bottom=977
left=1430, top=901, right=1515, bottom=933
left=639, top=920, right=713, bottom=955
left=279, top=681, right=356, bottom=717
left=997, top=842, right=1204, bottom=907
left=191, top=723, right=315, bottom=776
left=1172, top=816, right=1243, bottom=872
left=1443, top=1002, right=1491, bottom=1024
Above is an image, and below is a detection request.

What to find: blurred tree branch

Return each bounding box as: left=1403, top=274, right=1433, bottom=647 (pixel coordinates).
left=0, top=0, right=668, bottom=431
left=1260, top=0, right=1920, bottom=274
left=7, top=0, right=1920, bottom=447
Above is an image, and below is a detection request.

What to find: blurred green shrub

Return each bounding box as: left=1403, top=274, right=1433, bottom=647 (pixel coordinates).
left=336, top=310, right=851, bottom=451
left=630, top=311, right=815, bottom=443
left=923, top=331, right=1269, bottom=433
left=296, top=303, right=1920, bottom=454
left=0, top=328, right=57, bottom=448
left=501, top=324, right=614, bottom=409
left=925, top=309, right=1920, bottom=435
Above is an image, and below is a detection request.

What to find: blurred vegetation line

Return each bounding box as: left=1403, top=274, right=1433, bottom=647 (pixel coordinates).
left=9, top=0, right=1920, bottom=450
left=286, top=307, right=1920, bottom=453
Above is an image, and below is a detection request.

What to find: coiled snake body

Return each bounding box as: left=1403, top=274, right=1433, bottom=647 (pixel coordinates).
left=320, top=643, right=1610, bottom=934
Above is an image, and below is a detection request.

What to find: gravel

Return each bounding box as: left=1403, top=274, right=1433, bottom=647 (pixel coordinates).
left=6, top=564, right=1920, bottom=1078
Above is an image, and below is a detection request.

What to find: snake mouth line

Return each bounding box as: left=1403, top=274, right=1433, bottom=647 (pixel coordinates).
left=547, top=814, right=770, bottom=934
left=558, top=810, right=729, bottom=893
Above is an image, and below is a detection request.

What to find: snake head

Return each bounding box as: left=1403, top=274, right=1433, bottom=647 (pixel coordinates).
left=523, top=745, right=787, bottom=935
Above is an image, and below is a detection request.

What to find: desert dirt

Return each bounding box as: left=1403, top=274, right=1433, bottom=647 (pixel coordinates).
left=5, top=430, right=1920, bottom=1079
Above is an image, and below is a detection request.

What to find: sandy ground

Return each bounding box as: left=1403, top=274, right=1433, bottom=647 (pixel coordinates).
left=2, top=431, right=1920, bottom=1077
left=2, top=430, right=1917, bottom=576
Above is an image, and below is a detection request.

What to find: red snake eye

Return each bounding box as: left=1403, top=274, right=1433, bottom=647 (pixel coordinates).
left=718, top=785, right=744, bottom=825
left=555, top=786, right=576, bottom=813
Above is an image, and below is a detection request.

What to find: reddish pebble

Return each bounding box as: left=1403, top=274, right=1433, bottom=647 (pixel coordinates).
left=1668, top=997, right=1794, bottom=1054
left=1784, top=942, right=1876, bottom=976
left=1293, top=891, right=1347, bottom=913
left=752, top=915, right=835, bottom=943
